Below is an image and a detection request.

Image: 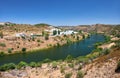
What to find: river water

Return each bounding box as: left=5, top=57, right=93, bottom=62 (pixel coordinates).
left=0, top=34, right=105, bottom=65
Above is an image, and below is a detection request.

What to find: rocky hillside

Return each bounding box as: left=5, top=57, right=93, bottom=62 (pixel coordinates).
left=82, top=47, right=120, bottom=78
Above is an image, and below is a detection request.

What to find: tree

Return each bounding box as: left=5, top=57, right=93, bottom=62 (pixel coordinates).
left=58, top=30, right=60, bottom=35
left=53, top=30, right=57, bottom=35
left=22, top=48, right=26, bottom=52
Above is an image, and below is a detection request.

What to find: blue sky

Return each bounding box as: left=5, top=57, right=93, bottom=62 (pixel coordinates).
left=0, top=0, right=120, bottom=25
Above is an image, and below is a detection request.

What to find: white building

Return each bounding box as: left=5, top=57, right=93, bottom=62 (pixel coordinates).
left=15, top=33, right=26, bottom=38
left=60, top=30, right=78, bottom=35
left=0, top=22, right=5, bottom=25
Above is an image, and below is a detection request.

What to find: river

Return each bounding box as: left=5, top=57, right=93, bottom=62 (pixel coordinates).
left=0, top=34, right=105, bottom=65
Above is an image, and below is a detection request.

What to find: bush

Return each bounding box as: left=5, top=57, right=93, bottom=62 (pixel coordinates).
left=60, top=65, right=65, bottom=73
left=76, top=71, right=84, bottom=78
left=68, top=63, right=74, bottom=68
left=43, top=58, right=51, bottom=63
left=22, top=48, right=26, bottom=52
left=56, top=43, right=60, bottom=47
left=65, top=55, right=73, bottom=63
left=0, top=32, right=3, bottom=38
left=78, top=65, right=82, bottom=70
left=82, top=34, right=85, bottom=39
left=29, top=62, right=37, bottom=68
left=37, top=39, right=41, bottom=42
left=36, top=62, right=42, bottom=67
left=17, top=61, right=28, bottom=69
left=8, top=48, right=12, bottom=53
left=0, top=43, right=6, bottom=47
left=0, top=64, right=9, bottom=71
left=44, top=33, right=49, bottom=40
left=101, top=48, right=110, bottom=55
left=53, top=30, right=57, bottom=35
left=0, top=52, right=5, bottom=56
left=65, top=73, right=72, bottom=78
left=115, top=61, right=120, bottom=73
left=76, top=36, right=79, bottom=40
left=92, top=48, right=102, bottom=53
left=52, top=61, right=57, bottom=68
left=0, top=63, right=16, bottom=71
left=76, top=56, right=89, bottom=64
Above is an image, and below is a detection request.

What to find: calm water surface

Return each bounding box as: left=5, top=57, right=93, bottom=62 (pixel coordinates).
left=0, top=34, right=105, bottom=65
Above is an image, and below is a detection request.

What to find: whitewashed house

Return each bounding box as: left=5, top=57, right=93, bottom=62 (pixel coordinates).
left=0, top=22, right=5, bottom=25
left=60, top=30, right=78, bottom=35
left=15, top=33, right=27, bottom=38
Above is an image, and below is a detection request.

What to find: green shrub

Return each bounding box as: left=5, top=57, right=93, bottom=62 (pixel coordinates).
left=43, top=58, right=51, bottom=63
left=78, top=65, right=82, bottom=70
left=22, top=48, right=26, bottom=52
left=52, top=61, right=57, bottom=68
left=92, top=48, right=102, bottom=53
left=60, top=65, right=65, bottom=73
left=65, top=55, right=73, bottom=63
left=8, top=48, right=12, bottom=53
left=56, top=43, right=60, bottom=47
left=53, top=30, right=57, bottom=35
left=68, top=63, right=74, bottom=68
left=76, top=36, right=79, bottom=40
left=7, top=63, right=16, bottom=70
left=105, top=36, right=111, bottom=42
left=65, top=73, right=72, bottom=78
left=37, top=39, right=41, bottom=42
left=76, top=56, right=89, bottom=64
left=82, top=34, right=85, bottom=39
left=36, top=62, right=42, bottom=67
left=117, top=61, right=120, bottom=68
left=0, top=43, right=6, bottom=47
left=63, top=34, right=67, bottom=37
left=0, top=32, right=3, bottom=38
left=94, top=42, right=103, bottom=47
left=44, top=33, right=49, bottom=40
left=101, top=48, right=110, bottom=55
left=76, top=71, right=84, bottom=78
left=0, top=64, right=8, bottom=71
left=0, top=63, right=16, bottom=71
left=115, top=61, right=120, bottom=73
left=0, top=52, right=5, bottom=56
left=17, top=61, right=28, bottom=69
left=115, top=40, right=120, bottom=48
left=29, top=62, right=37, bottom=68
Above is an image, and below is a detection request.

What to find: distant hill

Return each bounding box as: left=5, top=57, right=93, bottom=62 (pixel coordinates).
left=58, top=24, right=120, bottom=34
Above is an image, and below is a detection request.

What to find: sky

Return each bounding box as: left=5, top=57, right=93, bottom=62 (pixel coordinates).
left=0, top=0, right=120, bottom=26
